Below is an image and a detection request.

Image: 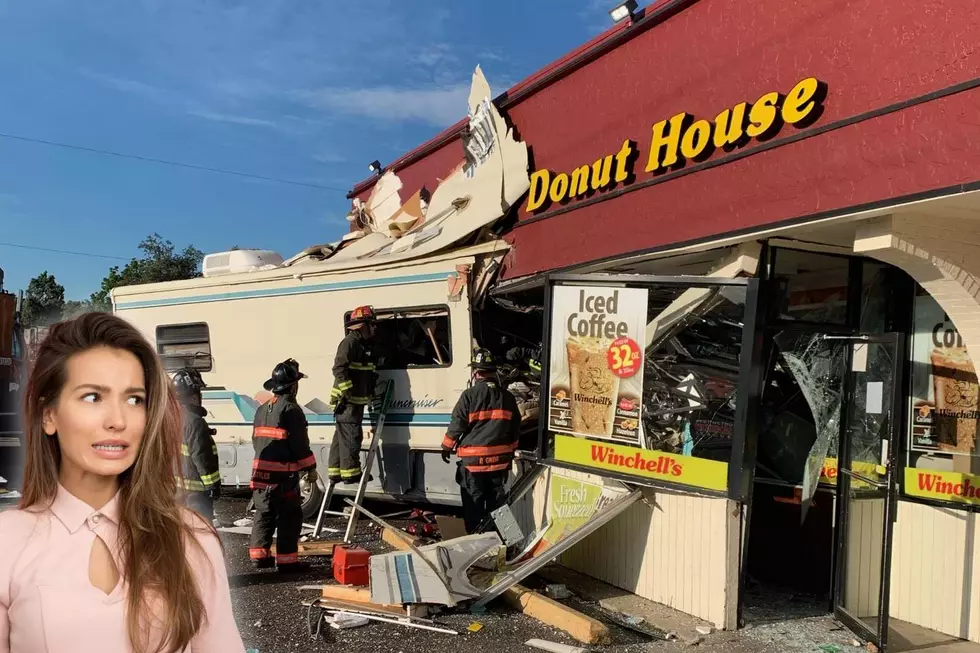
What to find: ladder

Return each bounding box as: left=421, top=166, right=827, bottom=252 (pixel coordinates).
left=311, top=379, right=394, bottom=543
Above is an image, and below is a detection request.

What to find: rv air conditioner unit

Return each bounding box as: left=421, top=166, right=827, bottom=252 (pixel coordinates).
left=202, top=250, right=284, bottom=278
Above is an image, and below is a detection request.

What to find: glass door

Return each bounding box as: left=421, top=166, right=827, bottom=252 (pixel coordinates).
left=830, top=333, right=903, bottom=651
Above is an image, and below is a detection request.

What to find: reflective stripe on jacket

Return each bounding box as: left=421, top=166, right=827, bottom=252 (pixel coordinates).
left=178, top=402, right=221, bottom=492
left=331, top=330, right=378, bottom=405
left=443, top=380, right=522, bottom=473
left=251, top=394, right=316, bottom=489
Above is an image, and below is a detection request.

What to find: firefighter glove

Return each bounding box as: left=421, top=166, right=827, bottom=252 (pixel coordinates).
left=305, top=469, right=319, bottom=484
left=208, top=485, right=222, bottom=500
left=441, top=448, right=452, bottom=464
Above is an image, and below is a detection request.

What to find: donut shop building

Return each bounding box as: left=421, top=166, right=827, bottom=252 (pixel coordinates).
left=347, top=0, right=980, bottom=648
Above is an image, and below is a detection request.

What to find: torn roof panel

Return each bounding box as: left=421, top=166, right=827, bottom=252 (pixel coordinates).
left=291, top=65, right=528, bottom=272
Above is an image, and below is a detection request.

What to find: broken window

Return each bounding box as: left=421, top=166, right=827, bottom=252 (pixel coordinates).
left=345, top=306, right=452, bottom=370
left=156, top=322, right=212, bottom=372
left=640, top=284, right=747, bottom=463
left=771, top=249, right=850, bottom=324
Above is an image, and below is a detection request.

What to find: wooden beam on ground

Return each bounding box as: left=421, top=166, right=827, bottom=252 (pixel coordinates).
left=381, top=527, right=419, bottom=552
left=270, top=540, right=343, bottom=557
left=321, top=585, right=382, bottom=605
left=498, top=584, right=611, bottom=645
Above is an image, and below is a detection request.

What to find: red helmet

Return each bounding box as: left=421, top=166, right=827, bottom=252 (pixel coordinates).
left=346, top=305, right=376, bottom=328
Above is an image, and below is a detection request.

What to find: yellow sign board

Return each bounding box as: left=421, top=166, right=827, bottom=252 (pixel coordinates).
left=904, top=468, right=980, bottom=506
left=819, top=458, right=883, bottom=486
left=554, top=434, right=728, bottom=492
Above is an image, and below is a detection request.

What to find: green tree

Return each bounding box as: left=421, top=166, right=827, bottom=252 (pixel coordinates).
left=22, top=271, right=66, bottom=327
left=90, top=234, right=204, bottom=311
left=61, top=299, right=96, bottom=319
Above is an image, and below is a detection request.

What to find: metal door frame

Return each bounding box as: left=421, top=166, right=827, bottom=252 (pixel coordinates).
left=830, top=332, right=904, bottom=651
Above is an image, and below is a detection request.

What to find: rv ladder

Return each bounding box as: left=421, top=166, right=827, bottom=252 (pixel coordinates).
left=311, top=379, right=394, bottom=543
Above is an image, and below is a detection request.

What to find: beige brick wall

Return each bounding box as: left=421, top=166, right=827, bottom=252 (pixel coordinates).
left=855, top=214, right=980, bottom=364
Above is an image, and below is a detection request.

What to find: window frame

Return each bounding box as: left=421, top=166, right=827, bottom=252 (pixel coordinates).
left=535, top=273, right=764, bottom=501
left=343, top=304, right=454, bottom=371
left=155, top=322, right=213, bottom=372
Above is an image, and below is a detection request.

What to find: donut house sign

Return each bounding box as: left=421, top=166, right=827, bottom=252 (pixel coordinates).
left=525, top=76, right=827, bottom=213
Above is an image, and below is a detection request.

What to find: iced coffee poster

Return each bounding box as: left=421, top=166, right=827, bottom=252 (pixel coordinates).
left=548, top=285, right=648, bottom=444
left=908, top=291, right=979, bottom=459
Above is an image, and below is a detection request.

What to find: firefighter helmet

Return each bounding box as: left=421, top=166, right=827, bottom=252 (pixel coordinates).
left=263, top=358, right=308, bottom=394
left=469, top=348, right=498, bottom=371
left=172, top=368, right=206, bottom=397
left=346, top=305, right=377, bottom=328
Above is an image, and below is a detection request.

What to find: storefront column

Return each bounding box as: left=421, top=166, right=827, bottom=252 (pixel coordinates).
left=854, top=214, right=980, bottom=363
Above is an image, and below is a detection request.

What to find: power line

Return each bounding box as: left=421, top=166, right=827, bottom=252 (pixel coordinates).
left=0, top=240, right=128, bottom=260
left=0, top=131, right=351, bottom=192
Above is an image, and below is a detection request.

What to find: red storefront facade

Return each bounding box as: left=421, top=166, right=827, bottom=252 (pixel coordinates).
left=350, top=0, right=980, bottom=647
left=352, top=0, right=980, bottom=282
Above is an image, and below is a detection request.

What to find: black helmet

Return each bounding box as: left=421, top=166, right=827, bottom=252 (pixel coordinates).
left=263, top=358, right=308, bottom=394
left=469, top=348, right=497, bottom=371
left=172, top=368, right=206, bottom=397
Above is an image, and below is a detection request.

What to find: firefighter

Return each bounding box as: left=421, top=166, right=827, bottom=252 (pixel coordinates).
left=172, top=368, right=221, bottom=522
left=249, top=358, right=317, bottom=573
left=328, top=305, right=378, bottom=485
left=442, top=349, right=522, bottom=534
left=505, top=344, right=542, bottom=381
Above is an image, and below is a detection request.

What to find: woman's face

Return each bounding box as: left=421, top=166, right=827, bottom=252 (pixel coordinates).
left=42, top=346, right=148, bottom=480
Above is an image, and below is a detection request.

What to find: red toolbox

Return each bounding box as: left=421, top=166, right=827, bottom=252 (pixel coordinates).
left=332, top=546, right=371, bottom=587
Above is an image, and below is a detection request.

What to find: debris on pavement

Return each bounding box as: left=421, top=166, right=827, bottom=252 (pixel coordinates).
left=370, top=533, right=503, bottom=606
left=524, top=638, right=586, bottom=653
left=467, top=622, right=484, bottom=633
left=328, top=612, right=370, bottom=630
left=544, top=584, right=571, bottom=601
left=435, top=515, right=467, bottom=541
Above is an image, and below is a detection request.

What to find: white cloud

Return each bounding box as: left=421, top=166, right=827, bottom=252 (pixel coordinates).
left=187, top=110, right=279, bottom=128
left=312, top=151, right=347, bottom=164
left=300, top=84, right=470, bottom=128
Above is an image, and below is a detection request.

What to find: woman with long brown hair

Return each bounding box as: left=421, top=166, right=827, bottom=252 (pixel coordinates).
left=0, top=313, right=245, bottom=652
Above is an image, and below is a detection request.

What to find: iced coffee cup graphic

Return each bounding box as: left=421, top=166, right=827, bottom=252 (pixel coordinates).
left=566, top=336, right=620, bottom=436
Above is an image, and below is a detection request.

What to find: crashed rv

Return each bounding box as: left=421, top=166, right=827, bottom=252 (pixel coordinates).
left=113, top=67, right=541, bottom=516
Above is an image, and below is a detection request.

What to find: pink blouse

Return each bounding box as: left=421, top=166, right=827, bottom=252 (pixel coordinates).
left=0, top=485, right=246, bottom=653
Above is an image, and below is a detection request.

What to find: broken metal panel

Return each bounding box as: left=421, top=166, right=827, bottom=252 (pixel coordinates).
left=645, top=243, right=760, bottom=353
left=370, top=533, right=504, bottom=606
left=352, top=66, right=529, bottom=266
left=473, top=487, right=643, bottom=609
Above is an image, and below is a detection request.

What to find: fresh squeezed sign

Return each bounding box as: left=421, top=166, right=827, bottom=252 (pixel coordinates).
left=526, top=76, right=827, bottom=213
left=548, top=285, right=647, bottom=444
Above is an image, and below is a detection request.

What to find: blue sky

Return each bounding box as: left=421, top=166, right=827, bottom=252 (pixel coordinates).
left=0, top=0, right=615, bottom=300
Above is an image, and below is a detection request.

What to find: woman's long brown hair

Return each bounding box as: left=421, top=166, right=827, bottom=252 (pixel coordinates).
left=20, top=312, right=212, bottom=653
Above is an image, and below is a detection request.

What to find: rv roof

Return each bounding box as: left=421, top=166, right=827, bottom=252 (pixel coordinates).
left=111, top=240, right=508, bottom=299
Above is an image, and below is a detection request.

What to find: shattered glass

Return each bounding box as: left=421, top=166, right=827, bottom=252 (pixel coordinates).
left=639, top=285, right=746, bottom=462
left=774, top=331, right=847, bottom=519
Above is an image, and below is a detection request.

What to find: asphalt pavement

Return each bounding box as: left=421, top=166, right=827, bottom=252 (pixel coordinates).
left=215, top=495, right=655, bottom=653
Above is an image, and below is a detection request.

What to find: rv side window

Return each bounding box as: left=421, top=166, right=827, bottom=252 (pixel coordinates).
left=156, top=323, right=213, bottom=372
left=343, top=306, right=452, bottom=370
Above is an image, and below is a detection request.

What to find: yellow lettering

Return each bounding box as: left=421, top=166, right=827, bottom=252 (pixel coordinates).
left=680, top=119, right=712, bottom=159
left=645, top=112, right=686, bottom=173
left=746, top=92, right=779, bottom=138
left=713, top=103, right=747, bottom=148
left=591, top=155, right=613, bottom=190
left=613, top=139, right=633, bottom=183
left=549, top=173, right=570, bottom=203
left=569, top=165, right=592, bottom=197
left=526, top=170, right=550, bottom=212
left=782, top=77, right=820, bottom=125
